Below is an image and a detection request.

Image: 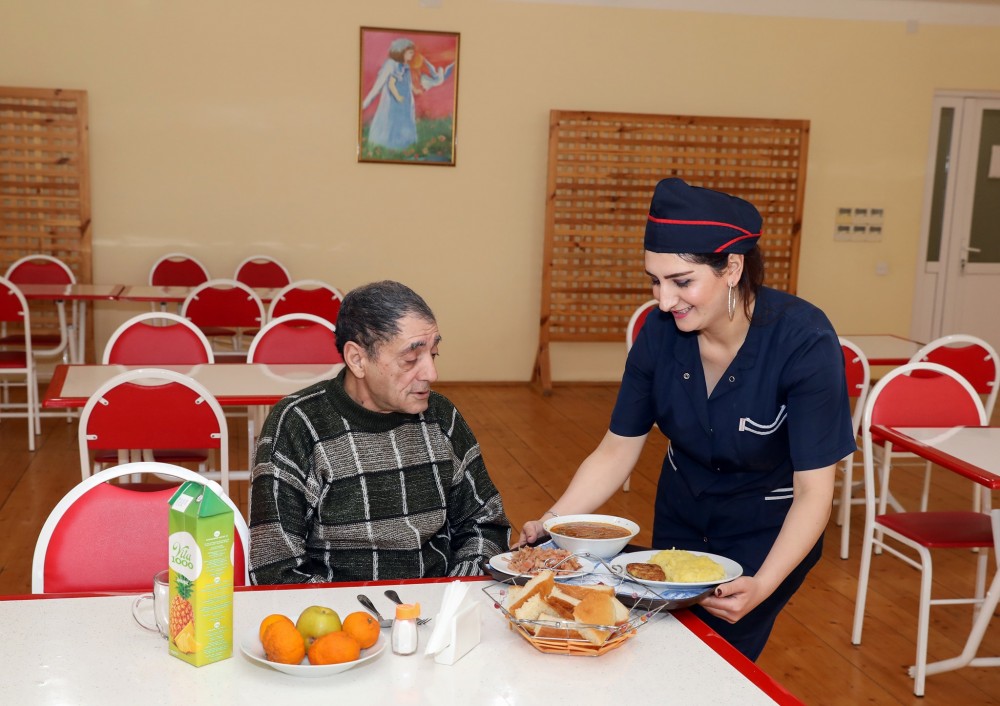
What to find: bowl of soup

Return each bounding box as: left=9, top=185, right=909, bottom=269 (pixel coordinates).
left=543, top=514, right=639, bottom=560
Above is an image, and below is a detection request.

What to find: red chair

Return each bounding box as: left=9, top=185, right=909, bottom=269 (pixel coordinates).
left=148, top=252, right=210, bottom=286
left=626, top=299, right=657, bottom=352
left=233, top=255, right=291, bottom=289
left=181, top=279, right=265, bottom=360
left=247, top=313, right=341, bottom=365
left=0, top=277, right=38, bottom=450
left=267, top=279, right=344, bottom=326
left=910, top=334, right=999, bottom=512
left=2, top=254, right=76, bottom=364
left=103, top=312, right=215, bottom=365
left=835, top=337, right=871, bottom=559
left=31, top=463, right=249, bottom=593
left=851, top=362, right=993, bottom=696
left=77, top=368, right=231, bottom=493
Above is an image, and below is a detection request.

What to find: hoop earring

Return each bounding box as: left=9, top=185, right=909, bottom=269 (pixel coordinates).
left=727, top=282, right=736, bottom=321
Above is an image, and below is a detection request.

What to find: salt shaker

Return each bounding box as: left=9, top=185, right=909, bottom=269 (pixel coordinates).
left=391, top=603, right=420, bottom=655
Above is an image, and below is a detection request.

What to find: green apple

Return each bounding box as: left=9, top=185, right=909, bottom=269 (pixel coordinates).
left=296, top=605, right=342, bottom=647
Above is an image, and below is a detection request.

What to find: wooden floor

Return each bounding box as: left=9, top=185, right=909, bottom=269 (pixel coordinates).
left=2, top=381, right=998, bottom=704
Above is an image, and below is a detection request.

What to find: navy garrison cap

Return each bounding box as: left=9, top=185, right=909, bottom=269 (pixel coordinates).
left=644, top=178, right=762, bottom=254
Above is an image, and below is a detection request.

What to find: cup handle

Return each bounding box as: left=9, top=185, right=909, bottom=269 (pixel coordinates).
left=131, top=593, right=158, bottom=632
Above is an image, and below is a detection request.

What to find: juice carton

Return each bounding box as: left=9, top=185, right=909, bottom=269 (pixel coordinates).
left=167, top=481, right=234, bottom=666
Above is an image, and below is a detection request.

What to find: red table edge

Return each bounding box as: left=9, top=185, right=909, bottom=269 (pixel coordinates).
left=2, top=574, right=802, bottom=704
left=871, top=424, right=1000, bottom=490
left=18, top=284, right=124, bottom=300
left=42, top=363, right=290, bottom=409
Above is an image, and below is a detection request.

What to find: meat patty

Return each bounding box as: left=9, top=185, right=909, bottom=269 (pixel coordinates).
left=626, top=562, right=666, bottom=581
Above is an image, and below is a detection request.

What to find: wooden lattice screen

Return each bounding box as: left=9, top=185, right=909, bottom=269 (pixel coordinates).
left=0, top=86, right=91, bottom=338
left=533, top=110, right=810, bottom=392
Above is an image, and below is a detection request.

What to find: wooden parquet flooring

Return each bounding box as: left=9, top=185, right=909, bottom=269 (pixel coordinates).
left=1, top=381, right=997, bottom=704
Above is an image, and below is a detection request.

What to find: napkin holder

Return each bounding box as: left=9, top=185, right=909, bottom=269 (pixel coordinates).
left=433, top=601, right=480, bottom=665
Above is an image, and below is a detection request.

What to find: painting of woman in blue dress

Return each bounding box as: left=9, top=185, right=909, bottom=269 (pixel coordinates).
left=359, top=28, right=459, bottom=165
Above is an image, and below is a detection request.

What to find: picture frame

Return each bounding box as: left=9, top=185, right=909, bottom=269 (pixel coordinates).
left=358, top=26, right=460, bottom=166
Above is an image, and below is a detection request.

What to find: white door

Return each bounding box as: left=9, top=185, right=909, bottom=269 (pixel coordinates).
left=912, top=92, right=1000, bottom=352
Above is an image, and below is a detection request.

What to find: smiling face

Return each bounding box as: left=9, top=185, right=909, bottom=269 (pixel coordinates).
left=343, top=313, right=441, bottom=414
left=644, top=251, right=742, bottom=333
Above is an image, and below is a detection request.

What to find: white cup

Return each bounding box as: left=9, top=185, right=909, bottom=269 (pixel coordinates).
left=132, top=570, right=170, bottom=639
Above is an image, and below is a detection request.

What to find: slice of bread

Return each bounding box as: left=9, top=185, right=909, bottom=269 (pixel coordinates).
left=545, top=586, right=579, bottom=620
left=533, top=612, right=584, bottom=640
left=573, top=592, right=616, bottom=646
left=557, top=582, right=615, bottom=601
left=507, top=570, right=555, bottom=615
left=514, top=593, right=550, bottom=621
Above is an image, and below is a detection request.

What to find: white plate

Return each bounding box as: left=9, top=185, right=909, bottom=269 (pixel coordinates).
left=241, top=633, right=386, bottom=677
left=609, top=550, right=742, bottom=589
left=489, top=550, right=595, bottom=579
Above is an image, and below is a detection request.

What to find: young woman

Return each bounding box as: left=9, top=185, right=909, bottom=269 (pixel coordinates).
left=520, top=178, right=856, bottom=660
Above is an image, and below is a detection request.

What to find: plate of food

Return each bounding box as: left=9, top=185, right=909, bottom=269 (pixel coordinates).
left=489, top=545, right=596, bottom=580
left=609, top=549, right=742, bottom=589
left=241, top=633, right=386, bottom=677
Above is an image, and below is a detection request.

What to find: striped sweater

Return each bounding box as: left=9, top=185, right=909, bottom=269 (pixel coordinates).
left=248, top=369, right=511, bottom=584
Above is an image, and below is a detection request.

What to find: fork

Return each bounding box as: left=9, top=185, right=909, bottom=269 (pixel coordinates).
left=356, top=594, right=393, bottom=628
left=384, top=589, right=432, bottom=625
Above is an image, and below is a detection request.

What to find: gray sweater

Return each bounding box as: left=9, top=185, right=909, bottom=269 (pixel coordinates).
left=249, top=370, right=511, bottom=584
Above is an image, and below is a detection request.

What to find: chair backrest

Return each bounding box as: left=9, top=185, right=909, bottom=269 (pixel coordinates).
left=626, top=299, right=658, bottom=352
left=180, top=278, right=265, bottom=329
left=32, top=462, right=249, bottom=593
left=839, top=336, right=871, bottom=435
left=103, top=312, right=215, bottom=364
left=267, top=279, right=344, bottom=325
left=5, top=254, right=76, bottom=285
left=248, top=313, right=343, bottom=364
left=910, top=334, right=999, bottom=419
left=0, top=276, right=32, bottom=338
left=148, top=252, right=210, bottom=286
left=233, top=255, right=291, bottom=288
left=78, top=369, right=229, bottom=488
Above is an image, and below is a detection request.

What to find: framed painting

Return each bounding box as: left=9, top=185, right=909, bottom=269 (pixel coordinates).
left=358, top=27, right=460, bottom=165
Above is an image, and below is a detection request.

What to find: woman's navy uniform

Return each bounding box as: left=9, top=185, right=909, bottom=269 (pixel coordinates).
left=610, top=286, right=857, bottom=659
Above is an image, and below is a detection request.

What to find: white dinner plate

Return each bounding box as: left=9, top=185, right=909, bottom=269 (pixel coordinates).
left=610, top=550, right=742, bottom=589
left=489, top=550, right=596, bottom=579
left=241, top=633, right=386, bottom=677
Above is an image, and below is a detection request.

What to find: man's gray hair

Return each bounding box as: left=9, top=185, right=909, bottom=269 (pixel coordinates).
left=335, top=280, right=436, bottom=357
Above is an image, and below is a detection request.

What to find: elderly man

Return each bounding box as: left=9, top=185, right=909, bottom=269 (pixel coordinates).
left=249, top=280, right=511, bottom=584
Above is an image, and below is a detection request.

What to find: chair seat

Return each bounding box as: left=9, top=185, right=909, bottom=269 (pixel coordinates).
left=0, top=351, right=29, bottom=366
left=197, top=326, right=237, bottom=337
left=877, top=511, right=994, bottom=548
left=94, top=449, right=210, bottom=464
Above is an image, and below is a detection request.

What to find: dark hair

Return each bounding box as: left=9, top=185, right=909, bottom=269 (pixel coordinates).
left=677, top=246, right=765, bottom=321
left=336, top=280, right=436, bottom=357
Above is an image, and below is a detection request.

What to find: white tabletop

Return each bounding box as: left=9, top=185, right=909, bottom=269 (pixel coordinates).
left=841, top=334, right=923, bottom=366
left=884, top=426, right=1000, bottom=489
left=44, top=363, right=344, bottom=408
left=0, top=579, right=790, bottom=705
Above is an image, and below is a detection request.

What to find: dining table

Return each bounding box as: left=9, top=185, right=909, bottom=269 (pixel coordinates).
left=18, top=283, right=125, bottom=364
left=870, top=424, right=1000, bottom=682
left=0, top=576, right=801, bottom=705
left=840, top=334, right=924, bottom=367
left=42, top=362, right=344, bottom=409
left=118, top=284, right=280, bottom=305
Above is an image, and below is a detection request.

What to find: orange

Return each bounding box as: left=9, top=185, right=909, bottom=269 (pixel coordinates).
left=261, top=619, right=306, bottom=665
left=342, top=611, right=380, bottom=649
left=307, top=631, right=361, bottom=665
left=259, top=613, right=294, bottom=643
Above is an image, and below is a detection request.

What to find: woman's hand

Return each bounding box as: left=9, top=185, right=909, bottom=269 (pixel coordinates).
left=697, top=576, right=767, bottom=623
left=516, top=520, right=548, bottom=548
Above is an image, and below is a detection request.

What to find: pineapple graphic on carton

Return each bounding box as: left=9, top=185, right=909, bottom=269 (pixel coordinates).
left=168, top=481, right=234, bottom=666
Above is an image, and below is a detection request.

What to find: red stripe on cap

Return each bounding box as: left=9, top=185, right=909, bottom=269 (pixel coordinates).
left=646, top=215, right=758, bottom=238
left=713, top=233, right=760, bottom=253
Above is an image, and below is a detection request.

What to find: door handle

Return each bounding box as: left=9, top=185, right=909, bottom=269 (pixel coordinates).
left=960, top=245, right=981, bottom=273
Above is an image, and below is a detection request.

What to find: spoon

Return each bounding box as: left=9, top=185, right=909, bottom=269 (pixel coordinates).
left=356, top=594, right=392, bottom=628
left=384, top=589, right=432, bottom=625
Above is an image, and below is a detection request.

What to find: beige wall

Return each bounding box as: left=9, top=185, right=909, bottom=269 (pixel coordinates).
left=3, top=1, right=1000, bottom=380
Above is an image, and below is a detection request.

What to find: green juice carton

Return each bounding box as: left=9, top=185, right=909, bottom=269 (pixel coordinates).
left=167, top=481, right=234, bottom=666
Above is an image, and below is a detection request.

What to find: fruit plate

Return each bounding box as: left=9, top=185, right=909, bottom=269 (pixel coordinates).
left=240, top=633, right=386, bottom=677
